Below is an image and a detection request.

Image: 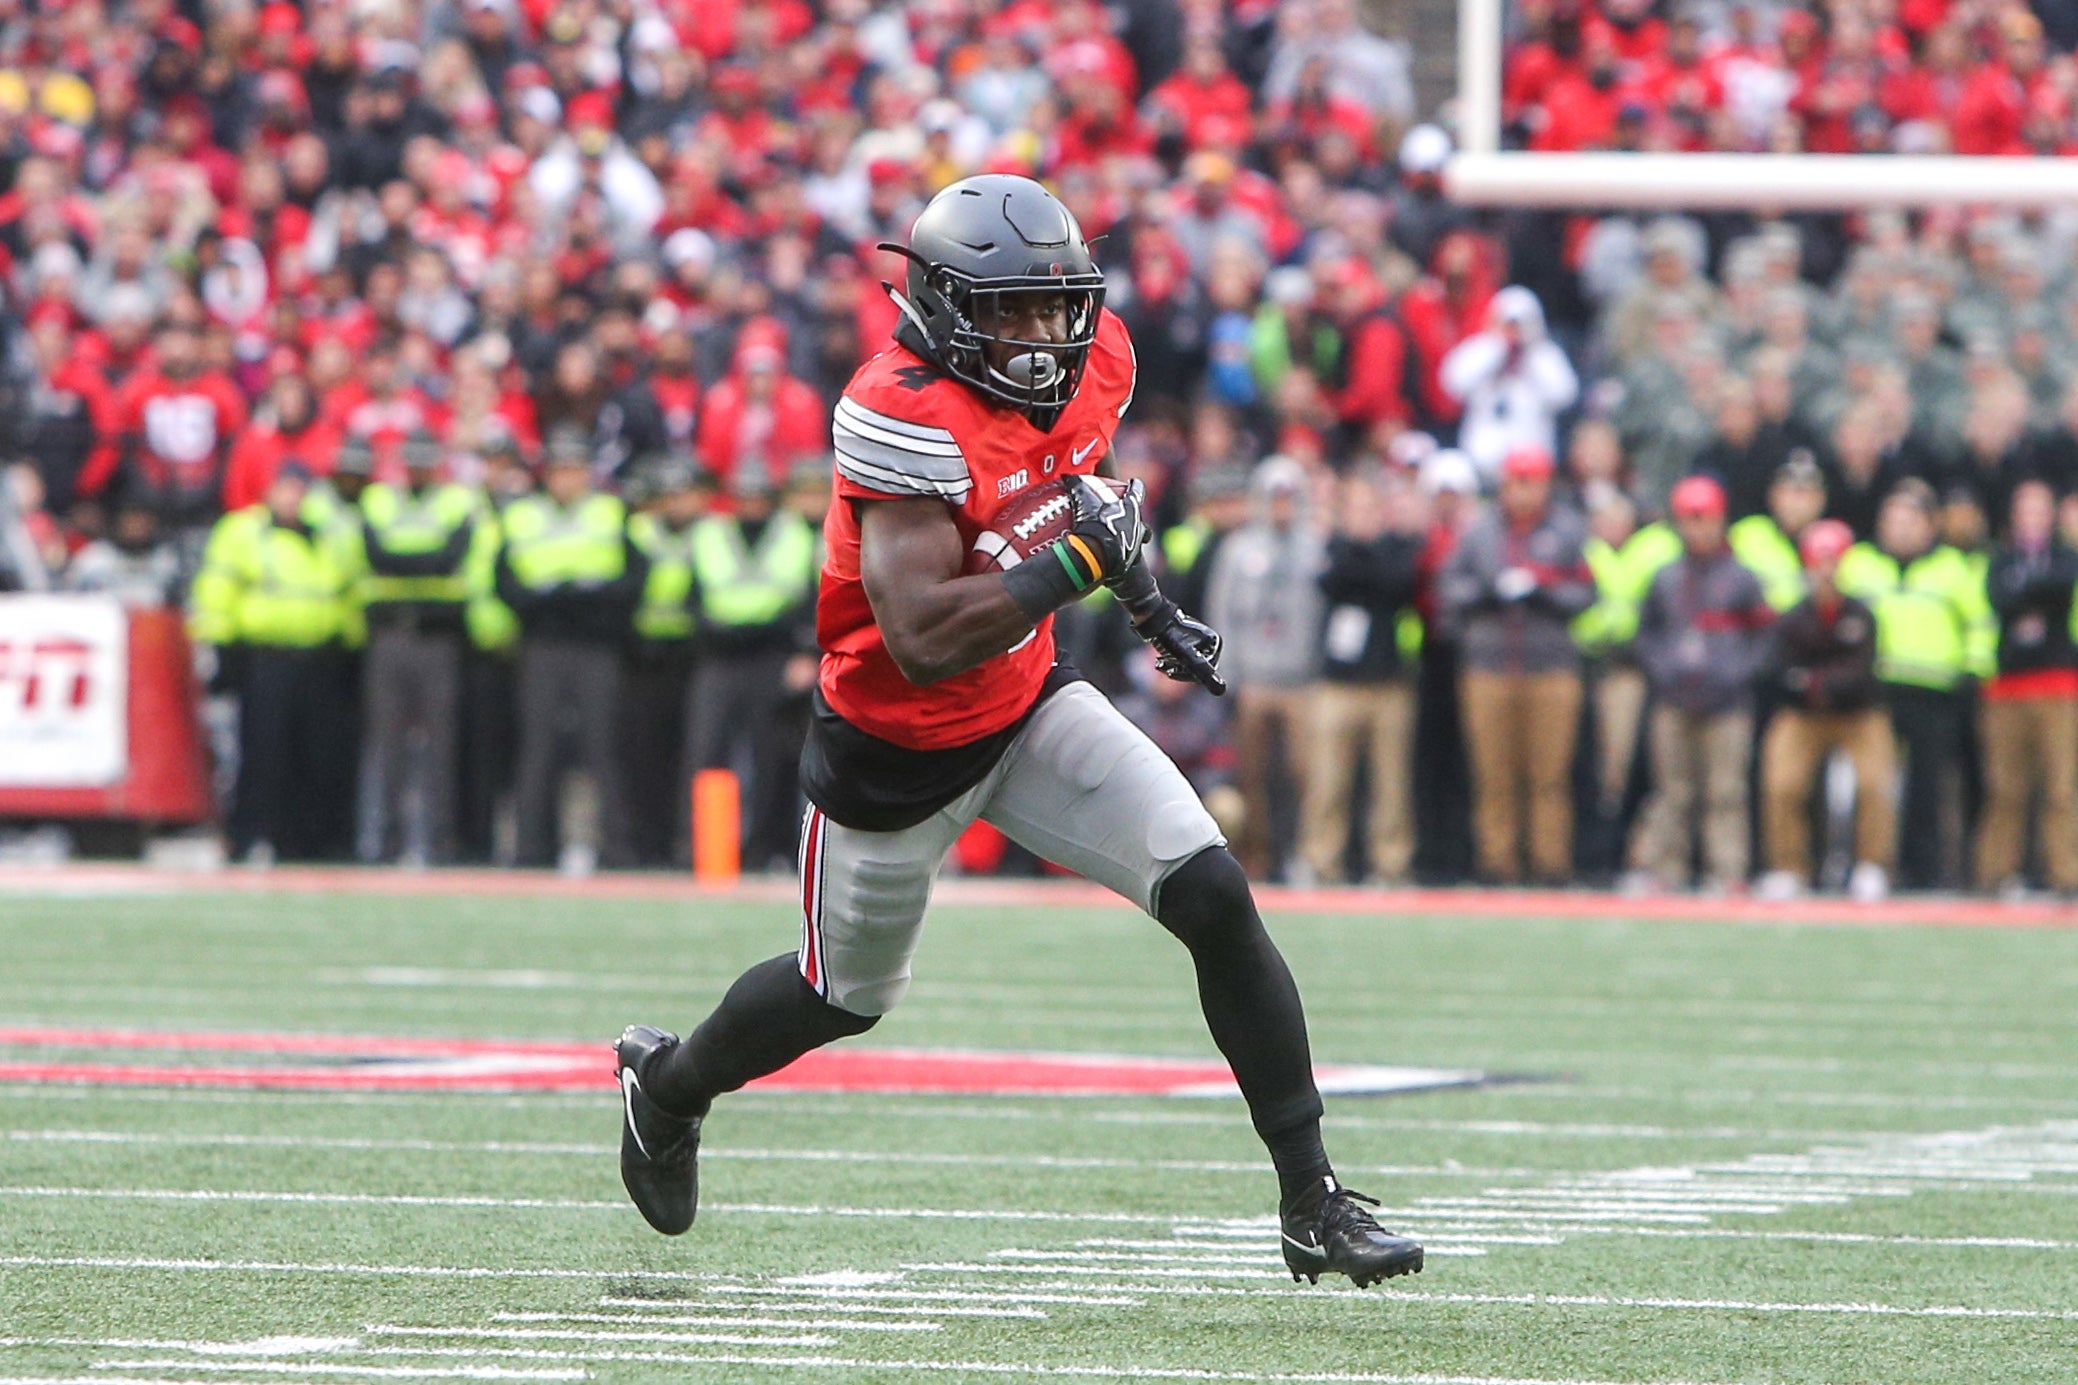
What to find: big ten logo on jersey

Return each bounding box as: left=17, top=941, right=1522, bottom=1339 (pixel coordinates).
left=997, top=468, right=1030, bottom=498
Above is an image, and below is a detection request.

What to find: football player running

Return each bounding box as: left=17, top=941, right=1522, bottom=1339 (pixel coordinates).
left=615, top=174, right=1422, bottom=1287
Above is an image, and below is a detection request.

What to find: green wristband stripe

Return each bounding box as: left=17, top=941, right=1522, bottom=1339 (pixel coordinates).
left=1052, top=542, right=1091, bottom=591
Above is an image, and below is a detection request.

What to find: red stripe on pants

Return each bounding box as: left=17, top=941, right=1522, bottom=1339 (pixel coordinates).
left=799, top=808, right=823, bottom=991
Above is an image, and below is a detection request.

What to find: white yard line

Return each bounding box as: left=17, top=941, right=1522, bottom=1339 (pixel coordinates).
left=485, top=1311, right=942, bottom=1333
left=365, top=1326, right=842, bottom=1347
left=0, top=1128, right=1529, bottom=1178
left=537, top=1299, right=1048, bottom=1320
left=93, top=1365, right=579, bottom=1381
left=992, top=1250, right=1285, bottom=1267
left=630, top=1286, right=1145, bottom=1307
left=278, top=1348, right=1759, bottom=1385
left=0, top=1186, right=625, bottom=1211
left=892, top=1279, right=2078, bottom=1322
left=0, top=1256, right=728, bottom=1281
left=81, top=1342, right=1766, bottom=1385
left=1600, top=1227, right=2078, bottom=1249
left=0, top=1378, right=355, bottom=1385
left=0, top=1188, right=1208, bottom=1224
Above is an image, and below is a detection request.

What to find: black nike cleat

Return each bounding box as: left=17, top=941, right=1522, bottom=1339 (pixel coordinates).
left=614, top=1025, right=703, bottom=1236
left=1280, top=1180, right=1424, bottom=1287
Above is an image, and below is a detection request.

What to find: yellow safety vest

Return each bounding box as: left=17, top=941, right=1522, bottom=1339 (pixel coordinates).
left=189, top=507, right=355, bottom=649
left=1835, top=542, right=1996, bottom=690
left=1162, top=518, right=1211, bottom=579
left=358, top=482, right=480, bottom=607
left=302, top=484, right=369, bottom=647
left=465, top=499, right=520, bottom=653
left=1727, top=515, right=1807, bottom=612
left=501, top=492, right=630, bottom=588
left=1573, top=523, right=1680, bottom=652
left=690, top=512, right=818, bottom=627
left=631, top=511, right=701, bottom=642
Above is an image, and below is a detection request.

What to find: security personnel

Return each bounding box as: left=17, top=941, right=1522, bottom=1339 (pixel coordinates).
left=620, top=453, right=714, bottom=867
left=358, top=428, right=480, bottom=864
left=1975, top=479, right=2078, bottom=895
left=1728, top=454, right=1829, bottom=613
left=311, top=434, right=374, bottom=547
left=683, top=461, right=820, bottom=871
left=309, top=434, right=375, bottom=858
left=1837, top=479, right=1996, bottom=889
left=189, top=462, right=358, bottom=865
left=758, top=454, right=838, bottom=863
left=458, top=427, right=532, bottom=863
left=495, top=425, right=647, bottom=871
left=1161, top=464, right=1251, bottom=621
left=1573, top=501, right=1680, bottom=831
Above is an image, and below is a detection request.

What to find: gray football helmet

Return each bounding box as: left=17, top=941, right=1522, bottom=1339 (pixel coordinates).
left=881, top=174, right=1106, bottom=431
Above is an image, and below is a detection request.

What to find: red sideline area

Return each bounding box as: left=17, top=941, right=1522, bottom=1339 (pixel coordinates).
left=0, top=863, right=2070, bottom=928
left=0, top=1025, right=1347, bottom=1096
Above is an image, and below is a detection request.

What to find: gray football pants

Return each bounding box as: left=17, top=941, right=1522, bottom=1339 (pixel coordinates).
left=795, top=682, right=1225, bottom=1016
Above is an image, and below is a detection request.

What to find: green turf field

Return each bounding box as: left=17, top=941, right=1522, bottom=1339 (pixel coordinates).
left=1, top=883, right=2075, bottom=1385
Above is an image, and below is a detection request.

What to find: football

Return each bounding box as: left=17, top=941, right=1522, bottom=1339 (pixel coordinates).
left=965, top=476, right=1118, bottom=574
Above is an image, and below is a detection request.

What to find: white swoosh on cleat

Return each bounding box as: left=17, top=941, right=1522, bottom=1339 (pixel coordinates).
left=1281, top=1233, right=1328, bottom=1260
left=620, top=1068, right=650, bottom=1159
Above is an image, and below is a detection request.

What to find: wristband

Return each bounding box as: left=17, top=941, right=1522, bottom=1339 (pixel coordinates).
left=1000, top=540, right=1098, bottom=622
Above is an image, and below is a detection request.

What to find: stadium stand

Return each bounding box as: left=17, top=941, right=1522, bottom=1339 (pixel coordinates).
left=0, top=0, right=2073, bottom=897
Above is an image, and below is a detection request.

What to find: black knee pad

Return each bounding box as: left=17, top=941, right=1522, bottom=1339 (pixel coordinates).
left=786, top=967, right=881, bottom=1039
left=818, top=995, right=881, bottom=1040
left=1154, top=846, right=1260, bottom=952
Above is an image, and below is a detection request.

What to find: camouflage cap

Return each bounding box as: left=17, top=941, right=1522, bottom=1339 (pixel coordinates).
left=784, top=454, right=831, bottom=489
left=401, top=427, right=443, bottom=471
left=542, top=424, right=593, bottom=469
left=334, top=434, right=375, bottom=477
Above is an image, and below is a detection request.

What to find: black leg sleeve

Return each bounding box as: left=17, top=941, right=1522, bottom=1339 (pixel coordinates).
left=1156, top=846, right=1330, bottom=1196
left=645, top=954, right=878, bottom=1117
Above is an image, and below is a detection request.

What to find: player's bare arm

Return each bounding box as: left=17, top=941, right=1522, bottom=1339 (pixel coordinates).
left=858, top=497, right=1038, bottom=686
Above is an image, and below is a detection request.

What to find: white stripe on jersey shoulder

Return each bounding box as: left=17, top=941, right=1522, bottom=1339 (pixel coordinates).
left=832, top=429, right=970, bottom=488
left=834, top=447, right=973, bottom=502
left=833, top=411, right=966, bottom=472
left=833, top=392, right=972, bottom=500
left=836, top=397, right=961, bottom=447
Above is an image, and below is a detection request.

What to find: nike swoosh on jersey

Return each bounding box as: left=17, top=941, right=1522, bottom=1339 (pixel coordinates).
left=1070, top=438, right=1101, bottom=468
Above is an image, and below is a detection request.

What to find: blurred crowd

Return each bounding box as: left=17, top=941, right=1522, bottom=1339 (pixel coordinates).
left=1508, top=0, right=2078, bottom=157
left=0, top=0, right=2075, bottom=895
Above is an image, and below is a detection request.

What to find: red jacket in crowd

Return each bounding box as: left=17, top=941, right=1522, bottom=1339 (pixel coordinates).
left=695, top=340, right=829, bottom=486
left=1399, top=232, right=1502, bottom=426
left=222, top=414, right=344, bottom=512
left=79, top=368, right=249, bottom=503
left=1329, top=273, right=1415, bottom=435
left=1952, top=57, right=2058, bottom=154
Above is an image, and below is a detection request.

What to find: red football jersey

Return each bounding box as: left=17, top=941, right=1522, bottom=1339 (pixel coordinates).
left=820, top=309, right=1137, bottom=751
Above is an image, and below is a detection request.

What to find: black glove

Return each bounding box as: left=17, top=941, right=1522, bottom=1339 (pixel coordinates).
left=1110, top=557, right=1226, bottom=695
left=1002, top=476, right=1152, bottom=620
left=1140, top=601, right=1226, bottom=694
left=1062, top=474, right=1149, bottom=585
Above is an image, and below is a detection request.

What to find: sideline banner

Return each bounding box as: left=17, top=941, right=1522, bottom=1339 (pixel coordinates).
left=0, top=598, right=211, bottom=823
left=0, top=595, right=127, bottom=788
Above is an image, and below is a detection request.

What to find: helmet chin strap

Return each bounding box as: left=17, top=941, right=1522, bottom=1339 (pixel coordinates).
left=884, top=285, right=933, bottom=341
